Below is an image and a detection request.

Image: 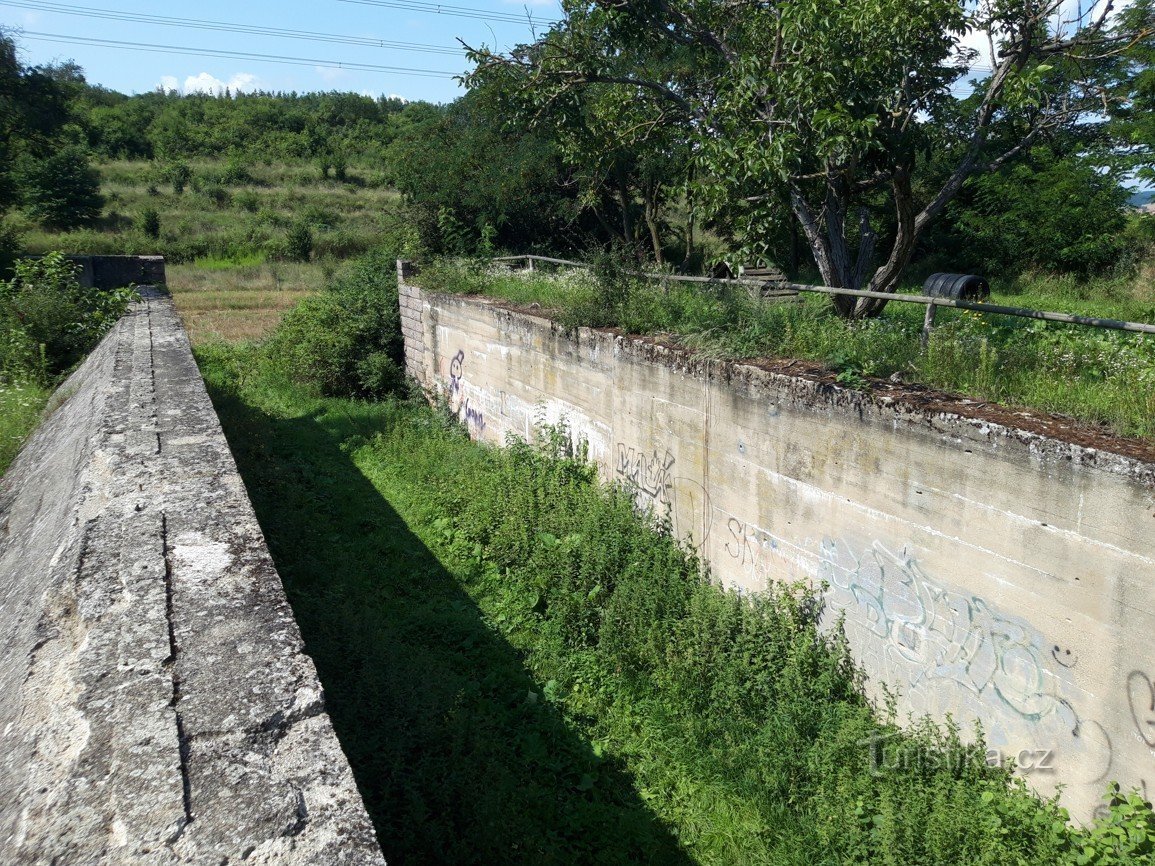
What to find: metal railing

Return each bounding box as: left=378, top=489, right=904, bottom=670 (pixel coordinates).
left=491, top=254, right=1155, bottom=339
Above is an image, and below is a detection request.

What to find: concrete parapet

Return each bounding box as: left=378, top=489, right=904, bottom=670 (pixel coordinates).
left=61, top=255, right=167, bottom=290
left=0, top=290, right=383, bottom=863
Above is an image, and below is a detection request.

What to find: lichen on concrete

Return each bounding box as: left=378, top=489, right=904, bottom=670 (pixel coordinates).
left=0, top=290, right=384, bottom=864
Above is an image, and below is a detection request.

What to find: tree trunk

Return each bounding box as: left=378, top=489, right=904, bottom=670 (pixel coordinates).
left=643, top=178, right=664, bottom=265
left=616, top=167, right=635, bottom=249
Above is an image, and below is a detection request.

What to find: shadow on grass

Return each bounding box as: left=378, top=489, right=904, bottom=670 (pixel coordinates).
left=205, top=382, right=694, bottom=866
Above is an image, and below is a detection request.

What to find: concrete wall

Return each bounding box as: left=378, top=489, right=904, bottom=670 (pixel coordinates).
left=0, top=290, right=383, bottom=863
left=399, top=270, right=1155, bottom=822
left=64, top=255, right=167, bottom=290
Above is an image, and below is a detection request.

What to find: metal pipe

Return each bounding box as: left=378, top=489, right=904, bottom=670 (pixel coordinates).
left=784, top=284, right=1155, bottom=336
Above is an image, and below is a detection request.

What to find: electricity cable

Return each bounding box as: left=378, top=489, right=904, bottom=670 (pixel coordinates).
left=18, top=30, right=457, bottom=77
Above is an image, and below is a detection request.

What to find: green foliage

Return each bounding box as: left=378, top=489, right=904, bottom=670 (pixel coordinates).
left=283, top=222, right=313, bottom=263
left=0, top=218, right=21, bottom=279
left=263, top=249, right=403, bottom=398
left=165, top=161, right=192, bottom=195
left=1076, top=785, right=1155, bottom=864
left=219, top=156, right=255, bottom=186
left=139, top=207, right=160, bottom=240
left=0, top=252, right=133, bottom=381
left=15, top=146, right=103, bottom=230
left=198, top=346, right=1155, bottom=863
left=932, top=147, right=1132, bottom=276
left=387, top=94, right=579, bottom=255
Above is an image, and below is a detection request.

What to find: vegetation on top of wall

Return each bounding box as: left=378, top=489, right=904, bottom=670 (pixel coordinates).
left=198, top=340, right=1155, bottom=864
left=415, top=258, right=1155, bottom=441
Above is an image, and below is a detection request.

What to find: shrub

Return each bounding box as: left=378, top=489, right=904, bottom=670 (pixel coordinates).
left=220, top=156, right=255, bottom=186
left=139, top=208, right=161, bottom=240
left=284, top=222, right=313, bottom=263
left=0, top=219, right=21, bottom=280
left=234, top=189, right=261, bottom=212
left=166, top=162, right=192, bottom=195
left=15, top=146, right=104, bottom=230
left=264, top=249, right=403, bottom=398
left=0, top=252, right=134, bottom=381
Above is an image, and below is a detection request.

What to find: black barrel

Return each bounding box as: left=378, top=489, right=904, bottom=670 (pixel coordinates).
left=923, top=273, right=990, bottom=301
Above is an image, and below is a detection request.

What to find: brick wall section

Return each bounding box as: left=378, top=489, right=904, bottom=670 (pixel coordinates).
left=398, top=260, right=426, bottom=381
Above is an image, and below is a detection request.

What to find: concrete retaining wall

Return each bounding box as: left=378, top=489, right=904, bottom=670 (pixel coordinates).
left=399, top=272, right=1155, bottom=822
left=0, top=290, right=383, bottom=863
left=67, top=255, right=167, bottom=290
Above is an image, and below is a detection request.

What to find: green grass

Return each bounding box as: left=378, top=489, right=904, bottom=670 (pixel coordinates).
left=197, top=341, right=1155, bottom=865
left=418, top=260, right=1155, bottom=440
left=0, top=382, right=49, bottom=476
left=15, top=158, right=415, bottom=265
left=193, top=252, right=268, bottom=270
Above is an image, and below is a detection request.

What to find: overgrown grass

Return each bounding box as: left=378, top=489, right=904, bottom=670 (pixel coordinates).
left=198, top=341, right=1154, bottom=865
left=15, top=159, right=416, bottom=265
left=0, top=382, right=49, bottom=476
left=418, top=260, right=1155, bottom=439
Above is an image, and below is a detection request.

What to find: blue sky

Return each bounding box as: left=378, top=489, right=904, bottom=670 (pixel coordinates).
left=1, top=0, right=563, bottom=103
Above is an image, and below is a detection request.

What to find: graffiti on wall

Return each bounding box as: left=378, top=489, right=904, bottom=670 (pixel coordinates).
left=1128, top=672, right=1155, bottom=748
left=449, top=350, right=465, bottom=398
left=725, top=518, right=779, bottom=568
left=612, top=442, right=712, bottom=547
left=446, top=348, right=485, bottom=433
left=819, top=538, right=1113, bottom=783
left=615, top=444, right=676, bottom=507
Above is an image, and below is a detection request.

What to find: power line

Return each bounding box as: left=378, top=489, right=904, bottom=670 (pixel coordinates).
left=0, top=0, right=464, bottom=55
left=18, top=30, right=458, bottom=78
left=335, top=0, right=561, bottom=27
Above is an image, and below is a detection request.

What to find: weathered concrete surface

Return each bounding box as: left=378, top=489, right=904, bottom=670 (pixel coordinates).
left=67, top=255, right=167, bottom=290
left=400, top=278, right=1155, bottom=823
left=0, top=290, right=384, bottom=863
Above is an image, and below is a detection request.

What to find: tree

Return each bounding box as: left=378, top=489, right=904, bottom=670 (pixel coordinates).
left=1, top=31, right=103, bottom=239
left=16, top=145, right=103, bottom=230
left=386, top=94, right=580, bottom=254
left=926, top=141, right=1130, bottom=276
left=469, top=0, right=1155, bottom=317
left=474, top=38, right=693, bottom=263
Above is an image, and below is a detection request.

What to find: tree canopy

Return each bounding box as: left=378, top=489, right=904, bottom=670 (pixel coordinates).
left=469, top=0, right=1155, bottom=316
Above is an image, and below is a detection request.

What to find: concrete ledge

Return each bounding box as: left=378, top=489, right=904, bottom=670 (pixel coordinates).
left=0, top=290, right=384, bottom=863
left=65, top=255, right=167, bottom=290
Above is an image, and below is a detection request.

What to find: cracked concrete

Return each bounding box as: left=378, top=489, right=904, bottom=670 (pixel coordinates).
left=0, top=289, right=384, bottom=864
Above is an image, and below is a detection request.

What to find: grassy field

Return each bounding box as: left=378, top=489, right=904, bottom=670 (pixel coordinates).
left=14, top=159, right=415, bottom=266
left=418, top=260, right=1155, bottom=440
left=168, top=261, right=324, bottom=345
left=0, top=383, right=49, bottom=477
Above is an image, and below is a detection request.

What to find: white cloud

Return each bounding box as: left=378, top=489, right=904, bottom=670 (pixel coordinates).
left=958, top=0, right=1126, bottom=71
left=315, top=65, right=348, bottom=84
left=156, top=72, right=261, bottom=96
